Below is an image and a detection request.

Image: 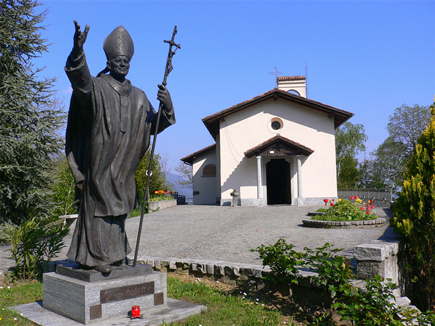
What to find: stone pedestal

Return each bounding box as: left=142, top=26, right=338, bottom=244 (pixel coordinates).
left=43, top=266, right=167, bottom=324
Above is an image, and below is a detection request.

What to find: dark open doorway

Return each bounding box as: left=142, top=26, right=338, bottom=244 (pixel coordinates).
left=266, top=159, right=291, bottom=205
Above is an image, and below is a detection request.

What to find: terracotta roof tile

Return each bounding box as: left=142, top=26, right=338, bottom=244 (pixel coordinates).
left=277, top=75, right=306, bottom=81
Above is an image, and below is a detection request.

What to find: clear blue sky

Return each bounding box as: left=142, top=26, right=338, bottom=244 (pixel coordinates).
left=35, top=0, right=435, bottom=170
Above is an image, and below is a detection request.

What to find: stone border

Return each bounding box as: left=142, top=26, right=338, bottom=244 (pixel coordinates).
left=302, top=217, right=386, bottom=228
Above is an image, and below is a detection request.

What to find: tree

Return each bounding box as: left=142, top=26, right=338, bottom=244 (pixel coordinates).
left=0, top=0, right=66, bottom=224
left=174, top=161, right=193, bottom=189
left=391, top=103, right=435, bottom=311
left=335, top=122, right=367, bottom=187
left=364, top=104, right=431, bottom=192
left=337, top=155, right=359, bottom=188
left=363, top=137, right=407, bottom=192
left=387, top=104, right=432, bottom=159
left=135, top=151, right=172, bottom=204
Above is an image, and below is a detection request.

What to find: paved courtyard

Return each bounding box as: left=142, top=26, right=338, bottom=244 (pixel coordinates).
left=0, top=205, right=395, bottom=272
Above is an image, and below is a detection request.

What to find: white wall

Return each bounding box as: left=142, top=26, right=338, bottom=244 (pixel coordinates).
left=192, top=150, right=218, bottom=205
left=218, top=98, right=337, bottom=205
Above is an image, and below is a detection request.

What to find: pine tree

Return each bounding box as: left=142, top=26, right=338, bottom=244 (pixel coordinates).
left=391, top=103, right=435, bottom=311
left=0, top=0, right=66, bottom=224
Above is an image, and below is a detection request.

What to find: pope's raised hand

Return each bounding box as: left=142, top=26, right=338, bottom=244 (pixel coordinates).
left=72, top=20, right=90, bottom=58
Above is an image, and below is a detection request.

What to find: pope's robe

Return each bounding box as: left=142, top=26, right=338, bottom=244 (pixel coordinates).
left=65, top=52, right=175, bottom=267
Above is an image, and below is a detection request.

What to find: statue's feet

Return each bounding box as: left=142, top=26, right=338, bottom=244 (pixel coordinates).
left=95, top=264, right=112, bottom=273
left=111, top=259, right=124, bottom=267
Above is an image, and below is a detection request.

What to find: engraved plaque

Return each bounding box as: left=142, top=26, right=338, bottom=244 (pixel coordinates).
left=100, top=281, right=154, bottom=303
left=90, top=304, right=102, bottom=320
left=154, top=292, right=164, bottom=305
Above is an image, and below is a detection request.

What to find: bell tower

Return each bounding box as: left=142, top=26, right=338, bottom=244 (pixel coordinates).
left=277, top=76, right=307, bottom=98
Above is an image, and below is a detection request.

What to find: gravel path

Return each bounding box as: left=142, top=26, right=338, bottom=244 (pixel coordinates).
left=0, top=205, right=395, bottom=272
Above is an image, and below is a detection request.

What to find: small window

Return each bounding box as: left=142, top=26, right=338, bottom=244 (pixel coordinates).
left=203, top=164, right=216, bottom=177
left=271, top=121, right=281, bottom=130
left=271, top=117, right=283, bottom=131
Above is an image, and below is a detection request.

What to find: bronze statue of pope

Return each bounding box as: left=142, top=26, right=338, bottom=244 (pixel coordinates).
left=65, top=21, right=175, bottom=273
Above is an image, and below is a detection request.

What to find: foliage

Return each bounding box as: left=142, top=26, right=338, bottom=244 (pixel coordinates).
left=251, top=239, right=305, bottom=285
left=335, top=122, right=367, bottom=188
left=313, top=198, right=377, bottom=221
left=0, top=0, right=66, bottom=225
left=50, top=156, right=77, bottom=217
left=363, top=104, right=431, bottom=193
left=391, top=103, right=435, bottom=311
left=174, top=161, right=193, bottom=189
left=360, top=138, right=407, bottom=191
left=0, top=222, right=17, bottom=243
left=135, top=151, right=172, bottom=206
left=252, top=239, right=434, bottom=325
left=8, top=219, right=68, bottom=279
left=337, top=155, right=360, bottom=188
left=387, top=104, right=432, bottom=159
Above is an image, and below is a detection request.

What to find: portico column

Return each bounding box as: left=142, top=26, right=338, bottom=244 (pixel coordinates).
left=297, top=155, right=303, bottom=198
left=256, top=156, right=262, bottom=199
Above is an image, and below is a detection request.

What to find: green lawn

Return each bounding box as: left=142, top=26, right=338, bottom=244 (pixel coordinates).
left=0, top=274, right=294, bottom=326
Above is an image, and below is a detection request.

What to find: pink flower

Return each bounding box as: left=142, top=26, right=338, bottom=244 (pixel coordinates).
left=355, top=196, right=359, bottom=199
left=371, top=205, right=375, bottom=209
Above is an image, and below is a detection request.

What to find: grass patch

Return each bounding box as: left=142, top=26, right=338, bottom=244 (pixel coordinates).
left=164, top=275, right=289, bottom=325
left=0, top=278, right=42, bottom=325
left=0, top=273, right=294, bottom=326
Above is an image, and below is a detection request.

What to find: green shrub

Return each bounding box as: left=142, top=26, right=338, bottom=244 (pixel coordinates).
left=252, top=239, right=434, bottom=325
left=391, top=103, right=435, bottom=311
left=0, top=222, right=17, bottom=243
left=50, top=157, right=77, bottom=217
left=8, top=219, right=69, bottom=279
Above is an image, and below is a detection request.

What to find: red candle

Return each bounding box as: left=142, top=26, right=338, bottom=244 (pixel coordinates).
left=131, top=306, right=140, bottom=318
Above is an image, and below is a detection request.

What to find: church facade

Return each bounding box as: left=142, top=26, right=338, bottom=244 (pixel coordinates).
left=181, top=76, right=353, bottom=206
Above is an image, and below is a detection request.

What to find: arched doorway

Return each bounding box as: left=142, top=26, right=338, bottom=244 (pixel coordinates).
left=266, top=159, right=291, bottom=205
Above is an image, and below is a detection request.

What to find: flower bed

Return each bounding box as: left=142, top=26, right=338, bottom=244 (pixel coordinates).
left=313, top=197, right=378, bottom=221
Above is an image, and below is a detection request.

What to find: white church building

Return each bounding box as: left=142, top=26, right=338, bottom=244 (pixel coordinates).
left=181, top=76, right=353, bottom=206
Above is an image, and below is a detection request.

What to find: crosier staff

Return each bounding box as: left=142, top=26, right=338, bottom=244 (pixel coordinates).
left=133, top=26, right=180, bottom=267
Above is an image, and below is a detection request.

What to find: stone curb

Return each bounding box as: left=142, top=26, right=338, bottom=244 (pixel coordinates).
left=302, top=217, right=386, bottom=228
left=129, top=255, right=270, bottom=279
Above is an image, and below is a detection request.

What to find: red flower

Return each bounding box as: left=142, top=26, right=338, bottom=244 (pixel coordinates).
left=355, top=196, right=359, bottom=199
left=360, top=207, right=364, bottom=210
left=371, top=205, right=375, bottom=209
left=366, top=210, right=370, bottom=214
left=330, top=203, right=334, bottom=206
left=350, top=196, right=354, bottom=200
left=332, top=199, right=334, bottom=201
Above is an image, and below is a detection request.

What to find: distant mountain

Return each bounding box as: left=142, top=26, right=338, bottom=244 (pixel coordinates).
left=166, top=172, right=192, bottom=198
